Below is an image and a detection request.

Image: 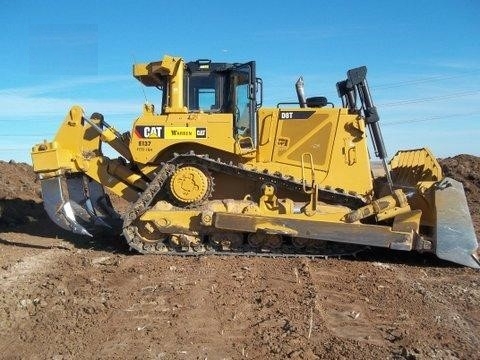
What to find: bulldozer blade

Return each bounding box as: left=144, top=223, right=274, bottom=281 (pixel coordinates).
left=41, top=177, right=93, bottom=236
left=434, top=177, right=480, bottom=269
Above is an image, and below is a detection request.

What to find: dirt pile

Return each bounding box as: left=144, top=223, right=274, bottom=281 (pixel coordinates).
left=0, top=160, right=44, bottom=227
left=440, top=154, right=480, bottom=234
left=0, top=160, right=41, bottom=201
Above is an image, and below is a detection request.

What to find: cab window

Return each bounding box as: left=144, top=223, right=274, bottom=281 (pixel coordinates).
left=235, top=81, right=250, bottom=136
left=186, top=71, right=227, bottom=112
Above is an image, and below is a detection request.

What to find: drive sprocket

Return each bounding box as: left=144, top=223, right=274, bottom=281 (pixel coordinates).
left=168, top=165, right=213, bottom=206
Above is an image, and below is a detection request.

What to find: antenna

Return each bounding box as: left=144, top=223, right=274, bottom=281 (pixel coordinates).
left=132, top=53, right=148, bottom=104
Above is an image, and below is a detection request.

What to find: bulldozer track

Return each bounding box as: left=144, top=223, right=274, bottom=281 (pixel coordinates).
left=122, top=153, right=367, bottom=257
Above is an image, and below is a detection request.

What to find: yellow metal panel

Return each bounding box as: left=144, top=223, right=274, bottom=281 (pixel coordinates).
left=257, top=110, right=278, bottom=162
left=254, top=107, right=373, bottom=197
left=320, top=113, right=373, bottom=196
left=31, top=145, right=71, bottom=173
left=272, top=108, right=338, bottom=172
left=130, top=112, right=236, bottom=164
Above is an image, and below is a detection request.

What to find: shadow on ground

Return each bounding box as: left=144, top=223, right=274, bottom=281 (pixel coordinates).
left=0, top=198, right=129, bottom=254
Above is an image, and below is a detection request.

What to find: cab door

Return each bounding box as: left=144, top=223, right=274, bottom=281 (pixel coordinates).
left=231, top=62, right=257, bottom=150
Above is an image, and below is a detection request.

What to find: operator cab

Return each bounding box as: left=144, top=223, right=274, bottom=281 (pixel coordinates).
left=133, top=56, right=262, bottom=147
left=184, top=60, right=261, bottom=146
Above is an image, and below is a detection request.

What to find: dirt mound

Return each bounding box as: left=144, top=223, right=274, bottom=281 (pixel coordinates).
left=440, top=154, right=480, bottom=234
left=0, top=160, right=41, bottom=201
left=0, top=161, right=44, bottom=227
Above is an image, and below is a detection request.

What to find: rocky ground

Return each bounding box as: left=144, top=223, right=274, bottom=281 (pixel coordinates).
left=0, top=155, right=479, bottom=359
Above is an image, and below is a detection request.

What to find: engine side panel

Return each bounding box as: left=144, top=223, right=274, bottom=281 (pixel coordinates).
left=257, top=107, right=374, bottom=198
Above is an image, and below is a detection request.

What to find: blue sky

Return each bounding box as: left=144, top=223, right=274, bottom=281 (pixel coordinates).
left=0, top=0, right=478, bottom=163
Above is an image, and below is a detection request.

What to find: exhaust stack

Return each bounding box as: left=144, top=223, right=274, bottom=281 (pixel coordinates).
left=295, top=77, right=307, bottom=108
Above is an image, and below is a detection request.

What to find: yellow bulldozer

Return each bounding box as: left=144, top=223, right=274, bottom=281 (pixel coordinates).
left=31, top=55, right=479, bottom=268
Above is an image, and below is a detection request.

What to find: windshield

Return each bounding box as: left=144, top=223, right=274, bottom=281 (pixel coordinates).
left=185, top=72, right=226, bottom=112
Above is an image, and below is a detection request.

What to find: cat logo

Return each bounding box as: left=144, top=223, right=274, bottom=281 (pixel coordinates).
left=196, top=128, right=207, bottom=138
left=134, top=126, right=164, bottom=138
